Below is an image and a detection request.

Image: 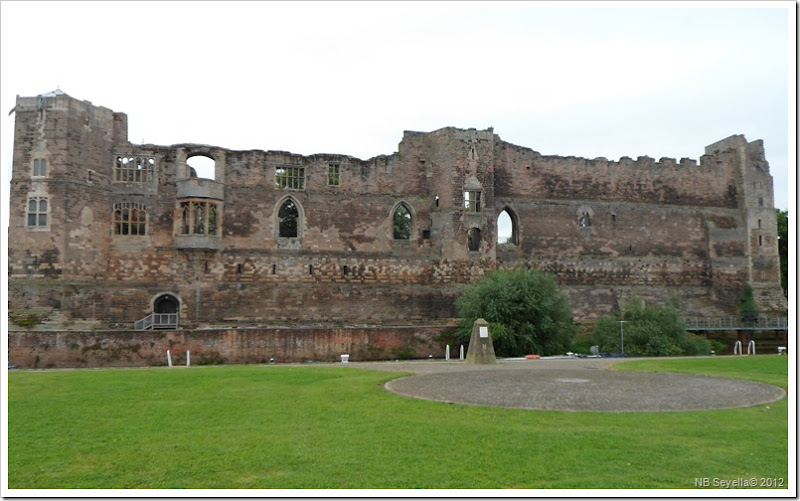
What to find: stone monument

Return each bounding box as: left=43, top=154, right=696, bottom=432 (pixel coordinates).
left=466, top=318, right=496, bottom=364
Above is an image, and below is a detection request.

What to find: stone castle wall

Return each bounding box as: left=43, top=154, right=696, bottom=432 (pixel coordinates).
left=8, top=92, right=786, bottom=339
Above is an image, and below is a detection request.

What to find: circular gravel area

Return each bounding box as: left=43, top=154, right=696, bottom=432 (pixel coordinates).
left=351, top=358, right=786, bottom=412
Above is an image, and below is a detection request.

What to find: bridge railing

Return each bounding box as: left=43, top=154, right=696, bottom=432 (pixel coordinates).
left=684, top=316, right=788, bottom=331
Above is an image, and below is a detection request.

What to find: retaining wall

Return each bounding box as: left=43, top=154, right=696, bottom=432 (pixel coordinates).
left=8, top=325, right=455, bottom=369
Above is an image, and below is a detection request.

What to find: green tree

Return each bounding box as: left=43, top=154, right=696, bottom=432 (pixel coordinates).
left=590, top=296, right=710, bottom=357
left=454, top=267, right=578, bottom=357
left=776, top=209, right=788, bottom=298
left=738, top=283, right=759, bottom=325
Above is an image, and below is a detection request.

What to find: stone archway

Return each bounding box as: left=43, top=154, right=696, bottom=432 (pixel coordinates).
left=154, top=294, right=179, bottom=314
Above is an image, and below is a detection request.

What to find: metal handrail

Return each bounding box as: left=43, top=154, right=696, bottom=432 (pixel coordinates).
left=135, top=313, right=178, bottom=330
left=684, top=316, right=788, bottom=330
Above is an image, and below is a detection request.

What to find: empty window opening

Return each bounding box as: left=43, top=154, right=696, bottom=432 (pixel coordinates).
left=422, top=229, right=431, bottom=240
left=309, top=264, right=314, bottom=275
left=497, top=209, right=517, bottom=245
left=204, top=262, right=210, bottom=274
left=579, top=211, right=592, bottom=227
left=758, top=219, right=762, bottom=229
left=237, top=263, right=243, bottom=274
left=611, top=213, right=617, bottom=225
left=115, top=156, right=154, bottom=183
left=27, top=197, right=48, bottom=227
left=186, top=155, right=215, bottom=180
left=759, top=235, right=763, bottom=246
left=464, top=191, right=481, bottom=212
left=114, top=202, right=147, bottom=236
left=272, top=264, right=277, bottom=275
left=435, top=195, right=440, bottom=207
left=279, top=199, right=299, bottom=238
left=343, top=265, right=349, bottom=276
left=33, top=158, right=47, bottom=177
left=393, top=205, right=412, bottom=240
left=328, top=163, right=340, bottom=186
left=276, top=166, right=305, bottom=190
left=468, top=227, right=481, bottom=251
left=758, top=195, right=764, bottom=207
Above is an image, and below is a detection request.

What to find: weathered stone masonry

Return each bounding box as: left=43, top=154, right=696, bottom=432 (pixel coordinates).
left=7, top=91, right=786, bottom=365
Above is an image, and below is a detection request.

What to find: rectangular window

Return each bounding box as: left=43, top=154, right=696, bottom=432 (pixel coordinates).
left=33, top=159, right=47, bottom=177
left=115, top=156, right=155, bottom=183
left=464, top=191, right=481, bottom=212
left=328, top=163, right=340, bottom=186
left=276, top=166, right=305, bottom=190
left=27, top=197, right=48, bottom=228
left=114, top=202, right=147, bottom=236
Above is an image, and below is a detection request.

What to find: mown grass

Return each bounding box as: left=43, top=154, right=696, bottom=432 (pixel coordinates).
left=7, top=356, right=788, bottom=489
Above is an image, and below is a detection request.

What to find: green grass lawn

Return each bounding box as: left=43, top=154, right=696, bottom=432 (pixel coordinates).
left=7, top=356, right=789, bottom=489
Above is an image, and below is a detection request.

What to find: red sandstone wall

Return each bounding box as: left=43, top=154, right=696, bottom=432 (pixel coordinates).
left=8, top=326, right=453, bottom=369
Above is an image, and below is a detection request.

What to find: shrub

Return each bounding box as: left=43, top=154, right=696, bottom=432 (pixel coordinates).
left=454, top=267, right=578, bottom=357
left=591, top=296, right=709, bottom=357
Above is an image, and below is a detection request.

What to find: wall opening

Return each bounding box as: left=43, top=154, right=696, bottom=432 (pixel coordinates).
left=279, top=199, right=299, bottom=238
left=186, top=155, right=216, bottom=180
left=468, top=227, right=481, bottom=251
left=154, top=294, right=179, bottom=314
left=393, top=204, right=412, bottom=240
left=497, top=209, right=517, bottom=245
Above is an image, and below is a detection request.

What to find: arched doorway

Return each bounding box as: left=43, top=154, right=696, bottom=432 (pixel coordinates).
left=152, top=293, right=180, bottom=329
left=154, top=294, right=179, bottom=313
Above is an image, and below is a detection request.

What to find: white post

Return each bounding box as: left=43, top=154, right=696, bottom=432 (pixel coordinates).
left=167, top=349, right=172, bottom=367
left=446, top=344, right=450, bottom=361
left=186, top=350, right=190, bottom=366
left=733, top=340, right=742, bottom=355
left=459, top=345, right=464, bottom=361
left=748, top=340, right=756, bottom=355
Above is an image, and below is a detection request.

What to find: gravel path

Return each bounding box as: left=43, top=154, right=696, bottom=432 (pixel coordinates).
left=346, top=357, right=786, bottom=412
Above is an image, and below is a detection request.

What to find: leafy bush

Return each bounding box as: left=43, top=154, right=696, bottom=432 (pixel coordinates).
left=454, top=267, right=578, bottom=357
left=591, top=296, right=710, bottom=357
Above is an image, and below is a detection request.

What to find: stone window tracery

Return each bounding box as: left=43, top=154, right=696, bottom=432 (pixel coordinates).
left=115, top=156, right=155, bottom=183
left=179, top=200, right=219, bottom=236
left=27, top=197, right=48, bottom=228
left=113, top=202, right=147, bottom=236
left=579, top=211, right=592, bottom=227
left=276, top=166, right=305, bottom=190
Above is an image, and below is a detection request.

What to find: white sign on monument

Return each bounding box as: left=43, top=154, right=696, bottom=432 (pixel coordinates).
left=479, top=326, right=489, bottom=338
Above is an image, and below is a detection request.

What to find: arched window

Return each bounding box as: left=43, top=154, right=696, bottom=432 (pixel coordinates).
left=279, top=198, right=299, bottom=238
left=393, top=204, right=412, bottom=240
left=468, top=227, right=481, bottom=251
left=497, top=208, right=518, bottom=245
left=186, top=155, right=216, bottom=180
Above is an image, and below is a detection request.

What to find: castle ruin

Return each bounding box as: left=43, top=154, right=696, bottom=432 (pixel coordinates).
left=7, top=91, right=786, bottom=366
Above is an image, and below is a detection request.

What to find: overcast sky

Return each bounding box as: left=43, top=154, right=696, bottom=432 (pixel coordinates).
left=1, top=0, right=794, bottom=232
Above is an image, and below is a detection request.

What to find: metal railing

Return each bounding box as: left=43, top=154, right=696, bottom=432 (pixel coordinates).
left=135, top=313, right=179, bottom=330
left=684, top=316, right=788, bottom=331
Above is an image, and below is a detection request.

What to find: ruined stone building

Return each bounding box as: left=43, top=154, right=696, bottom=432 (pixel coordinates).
left=8, top=90, right=786, bottom=338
